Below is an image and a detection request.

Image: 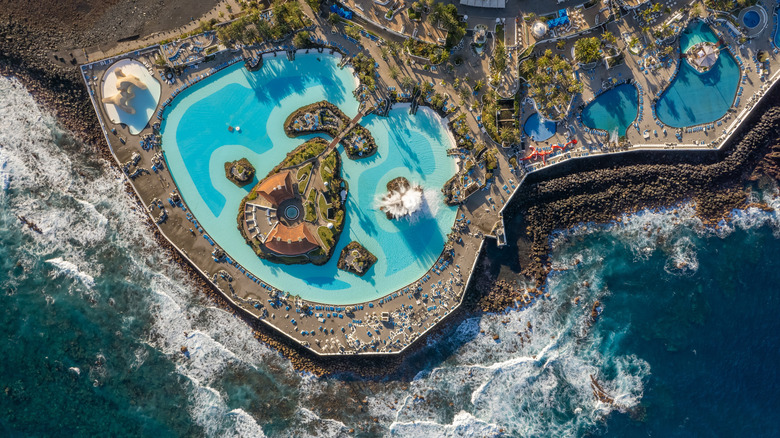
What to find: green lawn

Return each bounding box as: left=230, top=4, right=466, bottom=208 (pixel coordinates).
left=297, top=163, right=313, bottom=193
left=318, top=193, right=331, bottom=221
left=305, top=190, right=318, bottom=222
left=318, top=226, right=335, bottom=249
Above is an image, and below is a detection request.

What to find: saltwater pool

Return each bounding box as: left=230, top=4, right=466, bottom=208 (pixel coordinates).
left=743, top=10, right=760, bottom=28
left=161, top=54, right=457, bottom=304
left=775, top=16, right=780, bottom=49
left=581, top=84, right=638, bottom=137
left=523, top=113, right=556, bottom=141
left=656, top=21, right=740, bottom=128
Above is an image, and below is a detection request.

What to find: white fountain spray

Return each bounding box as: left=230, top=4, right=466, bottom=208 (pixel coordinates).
left=610, top=127, right=619, bottom=145
left=379, top=181, right=424, bottom=219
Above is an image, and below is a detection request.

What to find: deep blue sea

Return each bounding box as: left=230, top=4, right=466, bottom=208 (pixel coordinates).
left=1, top=75, right=779, bottom=437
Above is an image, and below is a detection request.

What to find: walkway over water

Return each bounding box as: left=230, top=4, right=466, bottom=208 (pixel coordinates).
left=327, top=111, right=364, bottom=151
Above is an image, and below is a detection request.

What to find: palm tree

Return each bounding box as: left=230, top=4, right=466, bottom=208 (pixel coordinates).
left=389, top=65, right=400, bottom=80
left=400, top=76, right=414, bottom=90
left=428, top=2, right=444, bottom=26
left=388, top=41, right=401, bottom=57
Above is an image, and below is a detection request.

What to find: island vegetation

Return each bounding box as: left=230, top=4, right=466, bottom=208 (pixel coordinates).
left=284, top=101, right=377, bottom=159
left=285, top=101, right=349, bottom=138
left=337, top=241, right=378, bottom=276
left=224, top=158, right=256, bottom=187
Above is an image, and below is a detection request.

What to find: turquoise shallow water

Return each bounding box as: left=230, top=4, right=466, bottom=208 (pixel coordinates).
left=161, top=54, right=456, bottom=304
left=656, top=21, right=740, bottom=128
left=4, top=71, right=780, bottom=437
left=581, top=84, right=638, bottom=136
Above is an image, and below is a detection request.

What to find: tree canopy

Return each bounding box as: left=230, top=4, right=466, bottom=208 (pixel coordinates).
left=574, top=37, right=602, bottom=64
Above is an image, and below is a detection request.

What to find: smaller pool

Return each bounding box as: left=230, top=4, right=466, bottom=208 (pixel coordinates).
left=581, top=84, right=638, bottom=137
left=743, top=10, right=760, bottom=28
left=523, top=113, right=556, bottom=141
left=284, top=205, right=300, bottom=220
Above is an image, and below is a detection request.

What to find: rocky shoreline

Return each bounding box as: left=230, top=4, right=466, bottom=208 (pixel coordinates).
left=3, top=7, right=780, bottom=376
left=485, top=87, right=780, bottom=309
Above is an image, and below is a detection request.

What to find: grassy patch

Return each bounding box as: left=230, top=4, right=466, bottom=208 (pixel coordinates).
left=318, top=226, right=335, bottom=249
left=305, top=190, right=318, bottom=222
left=296, top=162, right=313, bottom=193
left=320, top=150, right=339, bottom=185
left=495, top=24, right=504, bottom=42
left=318, top=193, right=331, bottom=221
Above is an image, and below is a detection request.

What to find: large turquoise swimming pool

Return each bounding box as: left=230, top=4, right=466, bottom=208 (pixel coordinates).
left=161, top=54, right=457, bottom=304
left=656, top=21, right=740, bottom=128
left=581, top=84, right=638, bottom=137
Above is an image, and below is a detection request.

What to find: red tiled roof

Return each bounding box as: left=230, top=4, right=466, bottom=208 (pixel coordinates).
left=265, top=223, right=320, bottom=256
left=255, top=171, right=294, bottom=207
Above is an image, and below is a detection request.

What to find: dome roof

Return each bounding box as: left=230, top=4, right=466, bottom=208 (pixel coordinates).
left=532, top=21, right=548, bottom=39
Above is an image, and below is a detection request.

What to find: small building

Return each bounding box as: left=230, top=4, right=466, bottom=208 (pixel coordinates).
left=531, top=21, right=548, bottom=40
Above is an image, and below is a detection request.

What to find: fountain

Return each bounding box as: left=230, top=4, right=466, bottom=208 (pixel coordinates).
left=378, top=177, right=424, bottom=219
left=610, top=127, right=619, bottom=144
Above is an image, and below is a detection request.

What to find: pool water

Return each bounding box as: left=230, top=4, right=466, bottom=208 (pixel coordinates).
left=775, top=16, right=780, bottom=49
left=161, top=54, right=457, bottom=304
left=523, top=113, right=556, bottom=141
left=284, top=205, right=299, bottom=220
left=656, top=21, right=740, bottom=128
left=581, top=84, right=638, bottom=137
left=743, top=10, right=760, bottom=28
left=679, top=20, right=717, bottom=53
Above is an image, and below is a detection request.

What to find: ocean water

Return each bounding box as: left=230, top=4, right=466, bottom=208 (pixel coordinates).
left=2, top=75, right=780, bottom=437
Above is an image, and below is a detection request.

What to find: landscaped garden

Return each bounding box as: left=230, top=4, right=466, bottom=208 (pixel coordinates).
left=350, top=53, right=378, bottom=89
left=404, top=38, right=449, bottom=64
left=427, top=2, right=466, bottom=47
left=519, top=49, right=582, bottom=120
left=481, top=90, right=521, bottom=145
left=215, top=0, right=312, bottom=46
